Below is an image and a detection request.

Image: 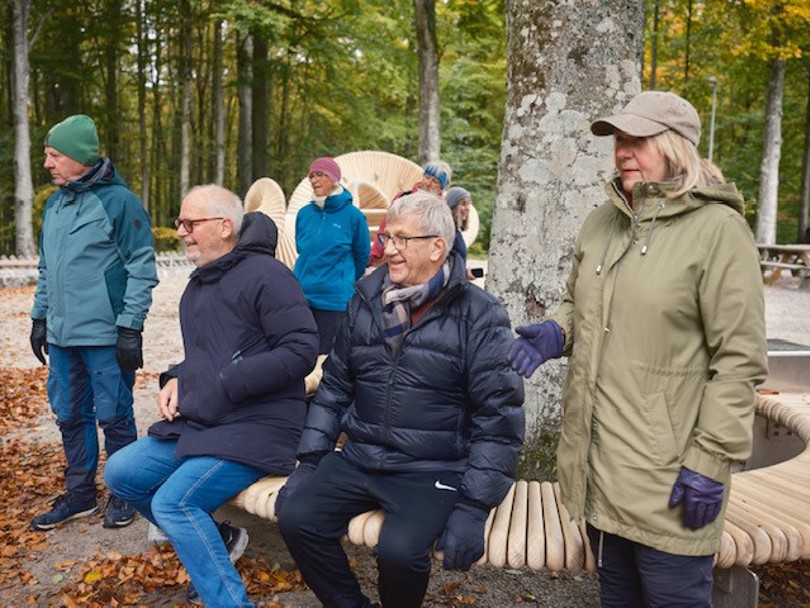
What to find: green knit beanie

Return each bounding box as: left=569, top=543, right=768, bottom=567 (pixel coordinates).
left=45, top=114, right=100, bottom=165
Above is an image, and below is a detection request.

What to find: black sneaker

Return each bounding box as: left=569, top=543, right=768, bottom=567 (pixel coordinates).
left=103, top=495, right=136, bottom=528
left=185, top=520, right=249, bottom=604
left=31, top=493, right=99, bottom=531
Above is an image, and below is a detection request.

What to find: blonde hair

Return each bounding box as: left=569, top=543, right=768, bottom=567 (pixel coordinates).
left=648, top=130, right=725, bottom=197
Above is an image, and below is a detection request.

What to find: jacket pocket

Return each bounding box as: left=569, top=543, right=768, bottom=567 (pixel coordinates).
left=219, top=334, right=271, bottom=404
left=641, top=391, right=680, bottom=466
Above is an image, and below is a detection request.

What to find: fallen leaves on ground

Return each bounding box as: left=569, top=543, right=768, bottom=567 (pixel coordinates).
left=756, top=559, right=810, bottom=607
left=54, top=546, right=307, bottom=607
left=0, top=366, right=49, bottom=434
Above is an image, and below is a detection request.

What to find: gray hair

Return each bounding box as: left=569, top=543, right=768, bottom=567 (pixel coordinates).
left=387, top=191, right=456, bottom=260
left=184, top=184, right=244, bottom=236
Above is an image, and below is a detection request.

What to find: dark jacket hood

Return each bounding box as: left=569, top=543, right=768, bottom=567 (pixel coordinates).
left=191, top=212, right=278, bottom=283
left=65, top=157, right=126, bottom=192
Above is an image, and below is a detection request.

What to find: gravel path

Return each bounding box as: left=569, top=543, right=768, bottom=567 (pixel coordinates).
left=1, top=271, right=808, bottom=606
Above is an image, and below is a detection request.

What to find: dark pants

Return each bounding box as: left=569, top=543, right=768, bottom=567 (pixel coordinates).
left=587, top=525, right=714, bottom=608
left=279, top=452, right=461, bottom=608
left=47, top=344, right=136, bottom=502
left=311, top=308, right=346, bottom=354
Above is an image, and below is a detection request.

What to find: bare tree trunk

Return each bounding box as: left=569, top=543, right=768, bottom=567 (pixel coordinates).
left=237, top=30, right=253, bottom=196
left=755, top=58, right=786, bottom=245
left=252, top=28, right=269, bottom=180
left=489, top=0, right=645, bottom=438
left=213, top=19, right=225, bottom=186
left=649, top=0, right=660, bottom=89
left=103, top=0, right=121, bottom=162
left=136, top=0, right=150, bottom=209
left=684, top=0, right=693, bottom=82
left=11, top=0, right=35, bottom=257
left=179, top=0, right=193, bottom=196
left=413, top=0, right=440, bottom=164
left=798, top=66, right=810, bottom=244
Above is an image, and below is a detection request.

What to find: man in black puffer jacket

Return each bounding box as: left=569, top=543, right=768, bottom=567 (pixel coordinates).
left=278, top=191, right=524, bottom=608
left=105, top=185, right=319, bottom=608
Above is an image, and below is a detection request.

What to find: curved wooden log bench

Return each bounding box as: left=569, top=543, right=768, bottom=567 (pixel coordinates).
left=230, top=392, right=810, bottom=606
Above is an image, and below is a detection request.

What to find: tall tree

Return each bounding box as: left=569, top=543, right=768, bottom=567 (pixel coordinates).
left=213, top=17, right=226, bottom=186
left=756, top=57, right=786, bottom=245
left=136, top=0, right=150, bottom=208
left=11, top=0, right=35, bottom=257
left=489, top=0, right=645, bottom=446
left=236, top=29, right=253, bottom=196
left=179, top=0, right=193, bottom=197
left=800, top=66, right=810, bottom=243
left=414, top=0, right=440, bottom=163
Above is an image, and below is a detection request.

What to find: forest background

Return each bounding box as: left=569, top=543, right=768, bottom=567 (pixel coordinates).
left=1, top=0, right=810, bottom=258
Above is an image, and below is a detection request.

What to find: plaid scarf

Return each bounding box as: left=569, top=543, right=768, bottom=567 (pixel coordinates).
left=380, top=260, right=452, bottom=354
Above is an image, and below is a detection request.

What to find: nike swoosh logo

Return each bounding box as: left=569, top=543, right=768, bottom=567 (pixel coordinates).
left=434, top=481, right=457, bottom=492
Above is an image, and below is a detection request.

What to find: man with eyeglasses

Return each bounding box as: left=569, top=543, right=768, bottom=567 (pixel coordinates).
left=30, top=114, right=158, bottom=532
left=277, top=191, right=525, bottom=608
left=293, top=156, right=370, bottom=354
left=105, top=185, right=319, bottom=607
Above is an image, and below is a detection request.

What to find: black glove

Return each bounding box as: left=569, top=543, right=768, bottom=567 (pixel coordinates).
left=30, top=319, right=48, bottom=365
left=436, top=503, right=489, bottom=571
left=275, top=455, right=323, bottom=518
left=116, top=327, right=143, bottom=372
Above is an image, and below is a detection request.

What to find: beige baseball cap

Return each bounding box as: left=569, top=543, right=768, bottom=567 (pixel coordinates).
left=590, top=91, right=701, bottom=147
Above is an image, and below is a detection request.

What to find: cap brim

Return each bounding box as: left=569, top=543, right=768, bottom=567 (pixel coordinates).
left=591, top=114, right=669, bottom=138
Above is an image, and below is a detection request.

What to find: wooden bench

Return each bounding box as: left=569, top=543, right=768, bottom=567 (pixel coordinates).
left=230, top=391, right=810, bottom=607
left=757, top=243, right=810, bottom=287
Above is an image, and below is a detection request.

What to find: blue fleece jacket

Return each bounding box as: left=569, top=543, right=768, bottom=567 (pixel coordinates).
left=293, top=187, right=370, bottom=312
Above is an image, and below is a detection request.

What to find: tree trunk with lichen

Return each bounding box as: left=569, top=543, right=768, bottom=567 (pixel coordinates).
left=488, top=0, right=645, bottom=443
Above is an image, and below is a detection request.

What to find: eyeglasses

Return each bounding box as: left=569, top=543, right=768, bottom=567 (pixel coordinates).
left=309, top=171, right=327, bottom=181
left=379, top=233, right=438, bottom=251
left=173, top=217, right=224, bottom=233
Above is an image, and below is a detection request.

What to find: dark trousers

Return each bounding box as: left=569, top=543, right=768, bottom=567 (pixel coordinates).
left=311, top=308, right=346, bottom=354
left=279, top=452, right=461, bottom=608
left=47, top=344, right=136, bottom=502
left=587, top=525, right=714, bottom=608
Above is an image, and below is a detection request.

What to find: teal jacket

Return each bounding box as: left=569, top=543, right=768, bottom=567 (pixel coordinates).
left=31, top=158, right=158, bottom=346
left=293, top=187, right=370, bottom=312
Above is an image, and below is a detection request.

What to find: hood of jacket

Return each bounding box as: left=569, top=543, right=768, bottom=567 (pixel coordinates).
left=63, top=157, right=126, bottom=193
left=191, top=212, right=278, bottom=284
left=609, top=177, right=744, bottom=221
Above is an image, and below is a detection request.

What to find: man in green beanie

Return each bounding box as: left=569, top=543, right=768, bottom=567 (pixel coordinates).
left=30, top=114, right=159, bottom=532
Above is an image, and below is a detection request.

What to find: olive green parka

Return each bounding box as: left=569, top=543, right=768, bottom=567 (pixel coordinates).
left=550, top=178, right=768, bottom=556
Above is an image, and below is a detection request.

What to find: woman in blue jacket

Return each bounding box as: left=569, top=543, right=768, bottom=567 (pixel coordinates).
left=294, top=157, right=370, bottom=353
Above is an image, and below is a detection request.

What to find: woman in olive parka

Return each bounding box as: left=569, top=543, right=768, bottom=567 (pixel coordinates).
left=508, top=91, right=767, bottom=608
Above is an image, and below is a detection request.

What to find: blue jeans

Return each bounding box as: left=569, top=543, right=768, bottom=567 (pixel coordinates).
left=104, top=436, right=264, bottom=608
left=47, top=344, right=136, bottom=502
left=587, top=525, right=714, bottom=608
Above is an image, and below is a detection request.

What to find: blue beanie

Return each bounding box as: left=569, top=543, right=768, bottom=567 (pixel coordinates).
left=45, top=114, right=100, bottom=165
left=423, top=161, right=451, bottom=191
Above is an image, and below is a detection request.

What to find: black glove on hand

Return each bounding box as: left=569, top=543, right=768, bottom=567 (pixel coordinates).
left=436, top=503, right=489, bottom=571
left=275, top=456, right=322, bottom=517
left=30, top=319, right=48, bottom=365
left=668, top=466, right=725, bottom=530
left=116, top=327, right=143, bottom=372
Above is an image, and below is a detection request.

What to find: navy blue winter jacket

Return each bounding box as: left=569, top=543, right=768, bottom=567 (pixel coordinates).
left=297, top=253, right=525, bottom=509
left=149, top=213, right=319, bottom=475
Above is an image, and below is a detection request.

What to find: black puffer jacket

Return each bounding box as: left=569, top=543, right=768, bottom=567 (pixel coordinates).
left=298, top=253, right=524, bottom=509
left=149, top=213, right=319, bottom=475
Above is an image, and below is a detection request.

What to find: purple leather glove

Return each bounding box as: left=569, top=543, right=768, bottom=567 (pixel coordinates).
left=435, top=503, right=489, bottom=571
left=507, top=320, right=564, bottom=378
left=668, top=467, right=725, bottom=530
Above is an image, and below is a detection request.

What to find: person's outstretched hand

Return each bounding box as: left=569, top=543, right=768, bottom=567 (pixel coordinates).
left=507, top=320, right=564, bottom=378
left=30, top=319, right=48, bottom=365
left=436, top=503, right=489, bottom=571
left=668, top=467, right=725, bottom=530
